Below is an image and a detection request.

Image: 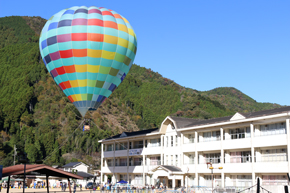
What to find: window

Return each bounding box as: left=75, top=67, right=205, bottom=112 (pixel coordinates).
left=134, top=158, right=142, bottom=166
left=189, top=154, right=194, bottom=164
left=171, top=155, right=173, bottom=165
left=150, top=156, right=161, bottom=165
left=117, top=142, right=127, bottom=150
left=167, top=136, right=169, bottom=147
left=188, top=134, right=194, bottom=143
left=203, top=131, right=220, bottom=142
left=166, top=155, right=168, bottom=165
left=175, top=155, right=178, bottom=166
left=134, top=175, right=143, bottom=185
left=149, top=138, right=161, bottom=147
left=261, top=148, right=287, bottom=162
left=107, top=159, right=113, bottom=167
left=120, top=174, right=128, bottom=181
left=262, top=175, right=288, bottom=185
left=203, top=132, right=211, bottom=142
left=204, top=175, right=221, bottom=187
left=120, top=158, right=127, bottom=166
left=107, top=144, right=114, bottom=151
left=176, top=136, right=178, bottom=146
left=202, top=153, right=221, bottom=164
left=260, top=122, right=286, bottom=136
left=228, top=127, right=250, bottom=140
left=134, top=141, right=143, bottom=149
left=235, top=175, right=252, bottom=187
left=171, top=136, right=174, bottom=147
left=229, top=151, right=251, bottom=163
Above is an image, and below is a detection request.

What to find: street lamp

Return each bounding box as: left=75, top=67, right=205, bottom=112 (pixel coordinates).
left=206, top=159, right=223, bottom=193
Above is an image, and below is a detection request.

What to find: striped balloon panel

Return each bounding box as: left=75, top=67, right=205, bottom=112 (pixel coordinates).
left=39, top=6, right=137, bottom=116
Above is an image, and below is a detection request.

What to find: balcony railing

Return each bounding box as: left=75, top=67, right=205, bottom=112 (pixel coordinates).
left=200, top=137, right=221, bottom=143
left=255, top=130, right=286, bottom=137
left=147, top=143, right=161, bottom=148
left=115, top=162, right=127, bottom=166
left=224, top=133, right=251, bottom=140
left=184, top=139, right=194, bottom=144
left=106, top=147, right=114, bottom=152
left=149, top=160, right=161, bottom=166
left=107, top=162, right=113, bottom=167
left=184, top=161, right=195, bottom=165
left=257, top=155, right=287, bottom=162
left=133, top=144, right=143, bottom=149
left=115, top=146, right=128, bottom=151
left=225, top=156, right=252, bottom=163
left=199, top=157, right=221, bottom=164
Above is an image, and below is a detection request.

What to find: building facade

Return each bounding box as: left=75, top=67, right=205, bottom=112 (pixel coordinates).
left=99, top=106, right=290, bottom=190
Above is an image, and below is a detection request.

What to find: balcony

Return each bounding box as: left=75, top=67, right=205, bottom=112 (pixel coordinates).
left=223, top=137, right=251, bottom=150
left=103, top=151, right=114, bottom=158
left=253, top=134, right=287, bottom=147
left=196, top=139, right=221, bottom=151
left=256, top=154, right=287, bottom=162
left=145, top=144, right=161, bottom=155
left=183, top=143, right=195, bottom=153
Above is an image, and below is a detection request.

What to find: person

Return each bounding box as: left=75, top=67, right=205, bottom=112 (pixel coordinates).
left=101, top=185, right=104, bottom=193
left=106, top=183, right=110, bottom=193
left=60, top=182, right=63, bottom=191
left=93, top=185, right=97, bottom=193
left=73, top=183, right=77, bottom=193
left=181, top=186, right=185, bottom=193
left=80, top=184, right=82, bottom=191
left=64, top=183, right=67, bottom=192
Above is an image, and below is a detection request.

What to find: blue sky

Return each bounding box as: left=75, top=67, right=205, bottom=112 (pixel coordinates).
left=1, top=0, right=289, bottom=105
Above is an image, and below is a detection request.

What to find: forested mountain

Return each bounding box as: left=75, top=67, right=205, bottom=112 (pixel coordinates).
left=0, top=16, right=281, bottom=169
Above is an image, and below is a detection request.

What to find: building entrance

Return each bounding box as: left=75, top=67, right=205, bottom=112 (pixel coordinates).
left=156, top=177, right=168, bottom=188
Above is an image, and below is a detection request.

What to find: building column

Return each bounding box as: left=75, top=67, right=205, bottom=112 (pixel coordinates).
left=194, top=131, right=198, bottom=186
left=287, top=119, right=290, bottom=174
left=101, top=143, right=104, bottom=183
left=220, top=128, right=224, bottom=188
left=181, top=133, right=184, bottom=166
left=161, top=135, right=164, bottom=165
left=181, top=176, right=184, bottom=187
left=250, top=123, right=255, bottom=186
left=173, top=176, right=176, bottom=189
left=143, top=138, right=145, bottom=186
left=126, top=140, right=129, bottom=182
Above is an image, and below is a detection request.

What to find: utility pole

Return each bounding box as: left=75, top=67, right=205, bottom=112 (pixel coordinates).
left=13, top=145, right=17, bottom=165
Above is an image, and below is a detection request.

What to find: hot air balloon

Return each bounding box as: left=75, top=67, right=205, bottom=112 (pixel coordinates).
left=39, top=6, right=137, bottom=117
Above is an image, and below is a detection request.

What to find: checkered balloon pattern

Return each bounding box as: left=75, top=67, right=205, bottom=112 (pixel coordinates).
left=39, top=6, right=137, bottom=117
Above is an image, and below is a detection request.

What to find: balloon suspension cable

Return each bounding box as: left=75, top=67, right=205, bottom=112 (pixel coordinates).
left=43, top=119, right=85, bottom=162
left=45, top=117, right=141, bottom=162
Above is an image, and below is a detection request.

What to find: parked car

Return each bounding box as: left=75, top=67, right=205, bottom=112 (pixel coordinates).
left=85, top=182, right=97, bottom=189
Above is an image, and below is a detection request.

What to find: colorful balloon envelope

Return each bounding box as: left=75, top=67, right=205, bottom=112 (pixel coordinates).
left=39, top=6, right=137, bottom=117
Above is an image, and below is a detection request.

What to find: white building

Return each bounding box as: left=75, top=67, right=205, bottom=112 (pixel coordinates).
left=62, top=162, right=94, bottom=186
left=63, top=162, right=89, bottom=173
left=99, top=106, right=290, bottom=190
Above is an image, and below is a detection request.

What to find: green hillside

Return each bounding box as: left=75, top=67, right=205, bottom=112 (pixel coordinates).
left=0, top=16, right=282, bottom=169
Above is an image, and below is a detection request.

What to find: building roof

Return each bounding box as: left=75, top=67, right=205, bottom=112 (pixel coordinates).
left=170, top=106, right=290, bottom=129
left=62, top=162, right=88, bottom=168
left=100, top=106, right=290, bottom=142
left=104, top=128, right=159, bottom=140
left=76, top=171, right=94, bottom=178
left=161, top=165, right=182, bottom=172
left=3, top=164, right=83, bottom=179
